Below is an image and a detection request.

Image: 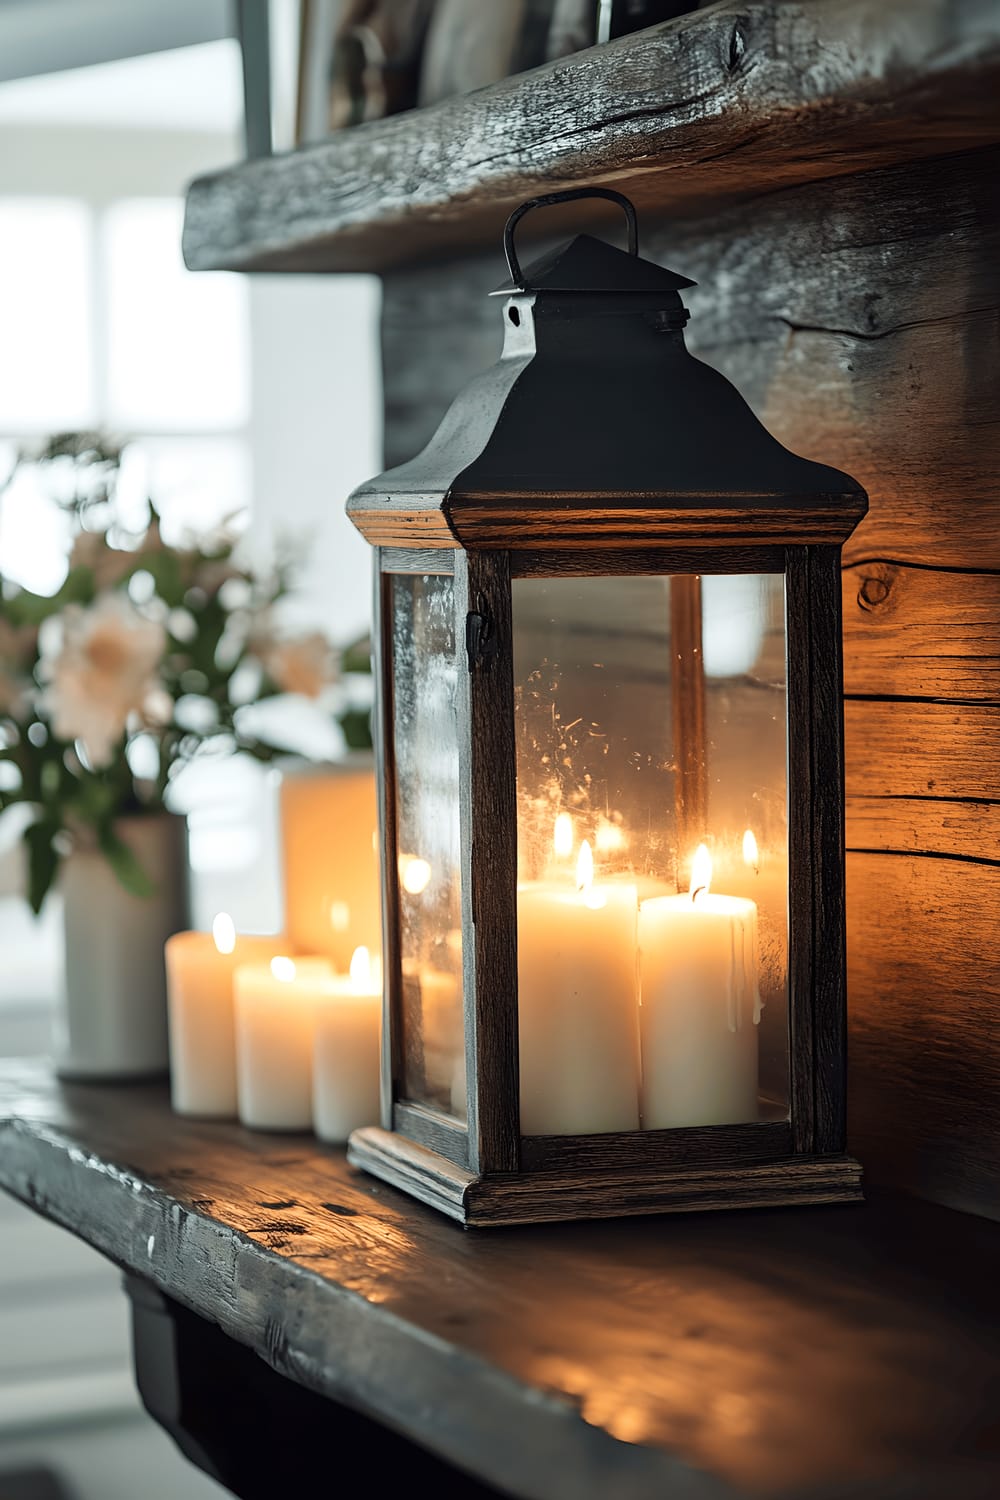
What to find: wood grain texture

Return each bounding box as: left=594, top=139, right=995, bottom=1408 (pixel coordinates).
left=1, top=1063, right=999, bottom=1499
left=843, top=562, right=1000, bottom=703
left=847, top=854, right=1000, bottom=1217
left=785, top=551, right=817, bottom=1154
left=845, top=795, right=1000, bottom=864
left=518, top=1120, right=791, bottom=1174
left=655, top=147, right=1000, bottom=574
left=845, top=701, right=1000, bottom=801
left=182, top=0, right=1000, bottom=274
left=806, top=547, right=850, bottom=1155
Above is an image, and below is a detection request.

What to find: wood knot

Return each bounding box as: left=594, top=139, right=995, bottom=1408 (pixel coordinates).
left=857, top=565, right=895, bottom=613
left=727, top=23, right=747, bottom=73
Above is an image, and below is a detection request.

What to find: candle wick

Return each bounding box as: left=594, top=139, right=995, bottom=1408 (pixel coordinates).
left=690, top=884, right=707, bottom=904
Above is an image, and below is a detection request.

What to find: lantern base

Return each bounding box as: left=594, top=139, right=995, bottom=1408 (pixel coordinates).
left=347, top=1127, right=863, bottom=1228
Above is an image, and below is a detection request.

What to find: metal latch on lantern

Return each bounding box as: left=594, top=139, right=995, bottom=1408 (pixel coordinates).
left=466, top=597, right=499, bottom=671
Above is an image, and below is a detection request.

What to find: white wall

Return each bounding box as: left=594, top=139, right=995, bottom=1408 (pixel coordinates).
left=248, top=275, right=381, bottom=644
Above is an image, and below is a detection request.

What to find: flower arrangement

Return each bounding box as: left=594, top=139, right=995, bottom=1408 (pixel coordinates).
left=0, top=434, right=368, bottom=912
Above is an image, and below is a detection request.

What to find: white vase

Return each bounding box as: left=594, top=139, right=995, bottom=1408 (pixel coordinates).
left=54, top=813, right=188, bottom=1081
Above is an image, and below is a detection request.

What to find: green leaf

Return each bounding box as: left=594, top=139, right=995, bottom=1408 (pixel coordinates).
left=339, top=707, right=373, bottom=750
left=97, top=824, right=157, bottom=899
left=340, top=634, right=372, bottom=675
left=142, top=550, right=186, bottom=609
left=5, top=565, right=96, bottom=626
left=23, top=820, right=60, bottom=915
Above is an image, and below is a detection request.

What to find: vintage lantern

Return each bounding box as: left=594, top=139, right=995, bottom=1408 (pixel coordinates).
left=346, top=188, right=867, bottom=1226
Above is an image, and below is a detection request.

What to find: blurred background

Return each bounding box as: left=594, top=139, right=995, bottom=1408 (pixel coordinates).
left=0, top=3, right=379, bottom=1495
left=0, top=1, right=703, bottom=1491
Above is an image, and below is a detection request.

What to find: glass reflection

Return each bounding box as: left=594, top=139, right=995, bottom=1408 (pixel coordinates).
left=390, top=574, right=465, bottom=1119
left=512, top=574, right=788, bottom=1131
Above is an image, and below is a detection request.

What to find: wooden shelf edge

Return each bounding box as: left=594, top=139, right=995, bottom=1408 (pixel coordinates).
left=3, top=1062, right=1000, bottom=1500
left=182, top=0, right=1000, bottom=276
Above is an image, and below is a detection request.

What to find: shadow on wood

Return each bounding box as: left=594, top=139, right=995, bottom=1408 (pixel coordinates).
left=127, top=1276, right=508, bottom=1500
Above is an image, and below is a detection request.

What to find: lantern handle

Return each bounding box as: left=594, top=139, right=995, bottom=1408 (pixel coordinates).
left=503, top=188, right=639, bottom=290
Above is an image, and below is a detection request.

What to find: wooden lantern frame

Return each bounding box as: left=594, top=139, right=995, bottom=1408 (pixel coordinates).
left=346, top=189, right=867, bottom=1227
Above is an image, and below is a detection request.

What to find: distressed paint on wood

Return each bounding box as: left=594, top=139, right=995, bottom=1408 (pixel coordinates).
left=182, top=0, right=1000, bottom=274
left=2, top=1061, right=1000, bottom=1499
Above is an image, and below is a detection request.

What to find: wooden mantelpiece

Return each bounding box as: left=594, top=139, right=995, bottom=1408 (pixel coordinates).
left=181, top=0, right=1000, bottom=275
left=2, top=1061, right=1000, bottom=1500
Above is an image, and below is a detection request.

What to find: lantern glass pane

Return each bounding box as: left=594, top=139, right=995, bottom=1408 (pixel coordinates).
left=389, top=573, right=466, bottom=1120
left=511, top=573, right=788, bottom=1136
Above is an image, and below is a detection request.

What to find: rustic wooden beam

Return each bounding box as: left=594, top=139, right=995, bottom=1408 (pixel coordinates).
left=182, top=0, right=1000, bottom=274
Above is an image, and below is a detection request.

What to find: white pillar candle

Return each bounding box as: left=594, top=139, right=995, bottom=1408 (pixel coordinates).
left=234, top=956, right=332, bottom=1130
left=166, top=916, right=284, bottom=1118
left=279, top=762, right=381, bottom=970
left=517, top=842, right=640, bottom=1135
left=720, top=830, right=789, bottom=1113
left=719, top=830, right=788, bottom=987
left=313, top=946, right=382, bottom=1144
left=638, top=846, right=761, bottom=1129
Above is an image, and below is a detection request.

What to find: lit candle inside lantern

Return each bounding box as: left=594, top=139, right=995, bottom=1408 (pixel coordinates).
left=234, top=955, right=333, bottom=1131
left=165, top=916, right=281, bottom=1118
left=554, top=813, right=574, bottom=860
left=723, top=828, right=788, bottom=1110
left=313, top=946, right=382, bottom=1144
left=638, top=845, right=761, bottom=1129
left=517, top=840, right=640, bottom=1135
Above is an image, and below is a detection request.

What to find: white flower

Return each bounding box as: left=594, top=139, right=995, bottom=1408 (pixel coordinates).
left=42, top=594, right=166, bottom=766
left=261, top=632, right=337, bottom=699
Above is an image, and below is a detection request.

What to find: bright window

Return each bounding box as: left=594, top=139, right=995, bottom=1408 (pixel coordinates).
left=105, top=199, right=249, bottom=431
left=0, top=195, right=250, bottom=591
left=0, top=198, right=96, bottom=430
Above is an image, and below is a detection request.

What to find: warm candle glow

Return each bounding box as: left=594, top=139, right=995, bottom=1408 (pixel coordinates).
left=742, top=829, right=759, bottom=872
left=329, top=900, right=351, bottom=932
left=554, top=813, right=574, bottom=858
left=575, top=840, right=606, bottom=910
left=595, top=818, right=625, bottom=853
left=270, top=956, right=297, bottom=982
left=349, top=945, right=373, bottom=989
left=212, top=912, right=236, bottom=956
left=399, top=855, right=432, bottom=895
left=689, top=844, right=713, bottom=902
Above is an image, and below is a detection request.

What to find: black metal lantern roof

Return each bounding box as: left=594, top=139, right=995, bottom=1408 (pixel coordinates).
left=490, top=232, right=696, bottom=297
left=348, top=189, right=867, bottom=551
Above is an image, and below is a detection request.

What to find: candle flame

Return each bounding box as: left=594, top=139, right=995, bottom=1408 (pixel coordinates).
left=270, top=956, right=297, bottom=982
left=329, top=900, right=350, bottom=932
left=595, top=818, right=625, bottom=853
left=742, top=829, right=759, bottom=872
left=212, top=912, right=236, bottom=956
left=576, top=840, right=606, bottom=909
left=399, top=855, right=432, bottom=895
left=690, top=844, right=712, bottom=902
left=349, top=945, right=372, bottom=989
left=553, top=812, right=574, bottom=859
